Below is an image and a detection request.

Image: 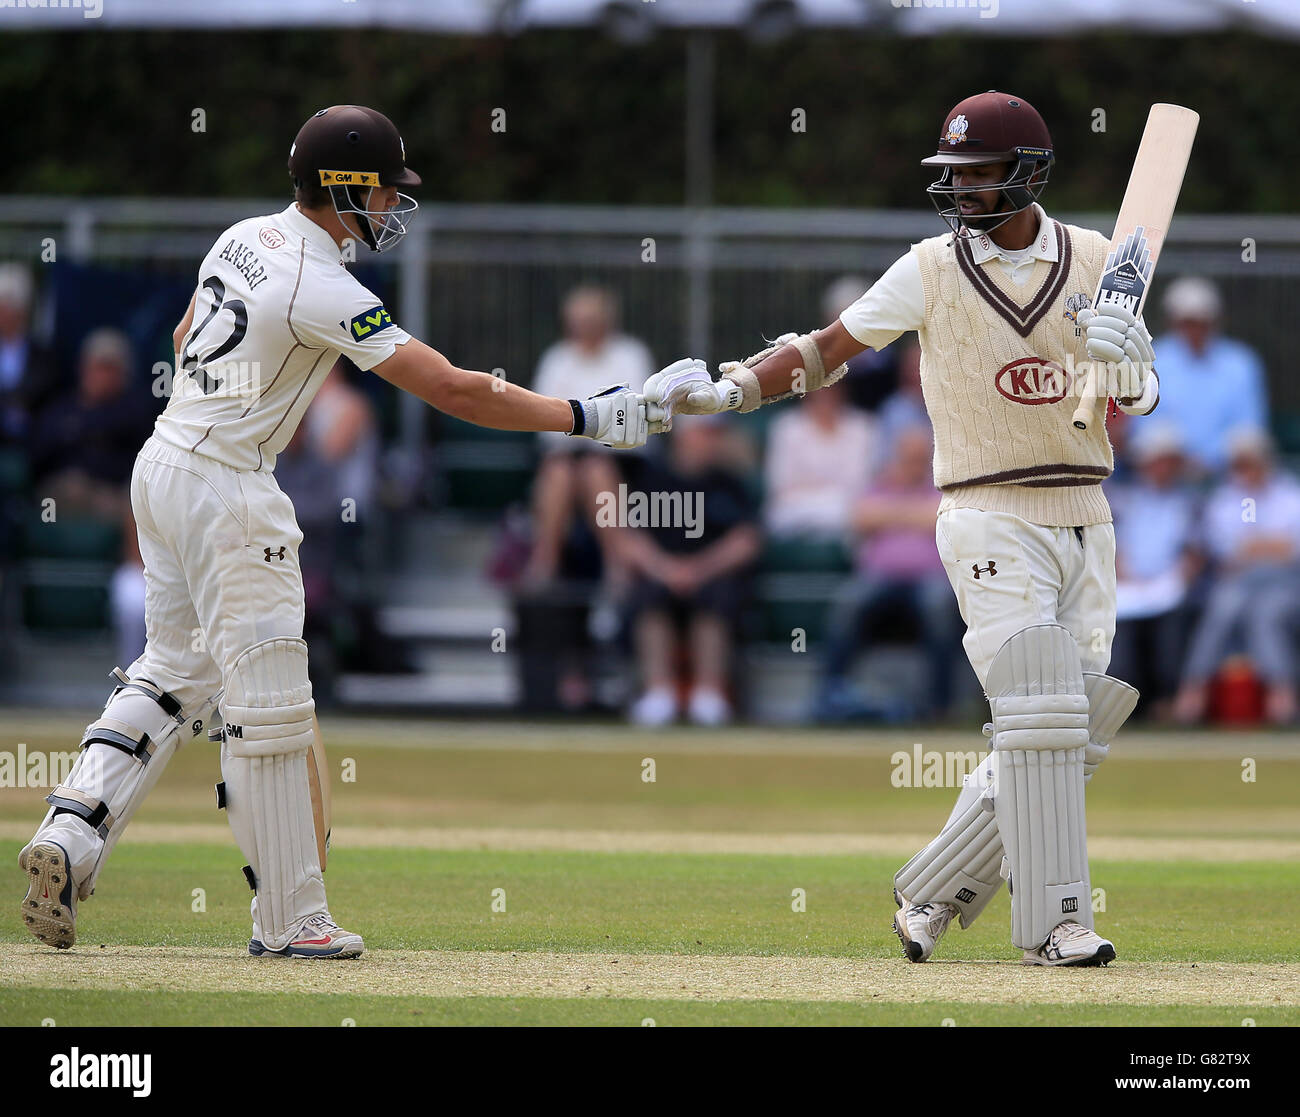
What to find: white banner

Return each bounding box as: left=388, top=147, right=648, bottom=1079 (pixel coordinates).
left=1, top=0, right=1297, bottom=37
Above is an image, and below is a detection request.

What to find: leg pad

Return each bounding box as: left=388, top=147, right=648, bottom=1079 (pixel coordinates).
left=895, top=753, right=1003, bottom=929
left=988, top=626, right=1091, bottom=951
left=24, top=668, right=215, bottom=900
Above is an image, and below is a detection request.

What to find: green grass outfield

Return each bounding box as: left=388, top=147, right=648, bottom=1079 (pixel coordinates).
left=1, top=714, right=1297, bottom=1026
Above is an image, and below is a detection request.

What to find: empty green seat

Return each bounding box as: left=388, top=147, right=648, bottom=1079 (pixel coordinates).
left=0, top=448, right=27, bottom=494
left=760, top=536, right=851, bottom=574
left=19, top=515, right=121, bottom=631
left=23, top=581, right=109, bottom=630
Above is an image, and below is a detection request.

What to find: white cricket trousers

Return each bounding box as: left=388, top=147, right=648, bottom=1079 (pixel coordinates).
left=128, top=434, right=307, bottom=705
left=30, top=434, right=312, bottom=910
left=935, top=507, right=1117, bottom=688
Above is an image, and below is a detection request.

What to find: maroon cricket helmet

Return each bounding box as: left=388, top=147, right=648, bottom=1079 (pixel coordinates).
left=922, top=91, right=1054, bottom=168
left=288, top=105, right=420, bottom=253
left=922, top=91, right=1055, bottom=239
left=289, top=105, right=421, bottom=189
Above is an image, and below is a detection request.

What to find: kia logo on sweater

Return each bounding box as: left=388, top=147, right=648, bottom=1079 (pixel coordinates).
left=995, top=357, right=1069, bottom=405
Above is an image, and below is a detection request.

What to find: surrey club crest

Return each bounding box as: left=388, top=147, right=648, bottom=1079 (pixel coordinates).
left=944, top=114, right=969, bottom=145
left=1063, top=291, right=1091, bottom=324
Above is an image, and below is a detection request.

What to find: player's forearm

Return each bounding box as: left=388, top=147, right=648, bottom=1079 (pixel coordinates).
left=748, top=322, right=866, bottom=400
left=438, top=371, right=574, bottom=433
left=748, top=344, right=807, bottom=398
left=376, top=340, right=573, bottom=433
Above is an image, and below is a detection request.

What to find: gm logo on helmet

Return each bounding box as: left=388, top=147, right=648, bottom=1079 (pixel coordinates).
left=995, top=357, right=1069, bottom=405
left=319, top=169, right=381, bottom=187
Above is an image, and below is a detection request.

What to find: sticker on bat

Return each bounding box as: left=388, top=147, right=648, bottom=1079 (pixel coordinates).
left=1097, top=226, right=1154, bottom=314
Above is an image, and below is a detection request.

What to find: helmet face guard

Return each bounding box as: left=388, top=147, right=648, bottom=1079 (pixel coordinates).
left=325, top=180, right=419, bottom=253
left=925, top=148, right=1053, bottom=240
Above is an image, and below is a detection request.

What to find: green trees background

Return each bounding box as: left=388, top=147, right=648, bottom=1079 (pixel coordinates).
left=2, top=28, right=1290, bottom=212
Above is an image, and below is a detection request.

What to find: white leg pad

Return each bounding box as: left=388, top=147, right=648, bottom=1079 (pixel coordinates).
left=988, top=625, right=1091, bottom=950
left=896, top=671, right=1138, bottom=933
left=1082, top=673, right=1139, bottom=782
left=894, top=752, right=1003, bottom=929
left=219, top=637, right=324, bottom=951
left=222, top=638, right=316, bottom=756
left=22, top=670, right=216, bottom=900
left=221, top=746, right=326, bottom=950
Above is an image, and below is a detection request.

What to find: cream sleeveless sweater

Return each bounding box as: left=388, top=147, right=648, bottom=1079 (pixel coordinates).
left=915, top=219, right=1114, bottom=526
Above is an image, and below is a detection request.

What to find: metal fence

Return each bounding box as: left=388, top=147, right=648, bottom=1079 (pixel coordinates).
left=4, top=196, right=1300, bottom=441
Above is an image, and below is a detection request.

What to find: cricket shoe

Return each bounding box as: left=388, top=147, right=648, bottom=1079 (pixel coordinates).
left=630, top=687, right=678, bottom=727
left=249, top=913, right=364, bottom=959
left=892, top=890, right=956, bottom=963
left=19, top=842, right=77, bottom=950
left=1023, top=920, right=1115, bottom=967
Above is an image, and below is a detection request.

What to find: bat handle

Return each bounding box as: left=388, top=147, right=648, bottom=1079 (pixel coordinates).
left=1071, top=364, right=1102, bottom=431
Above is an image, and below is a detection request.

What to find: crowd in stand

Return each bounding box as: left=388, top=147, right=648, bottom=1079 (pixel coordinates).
left=4, top=260, right=1297, bottom=727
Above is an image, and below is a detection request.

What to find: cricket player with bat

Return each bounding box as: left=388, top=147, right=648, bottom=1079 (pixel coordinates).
left=646, top=91, right=1193, bottom=966
left=19, top=105, right=653, bottom=958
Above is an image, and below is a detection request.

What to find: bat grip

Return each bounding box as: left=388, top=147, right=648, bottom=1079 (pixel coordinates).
left=1071, top=364, right=1102, bottom=431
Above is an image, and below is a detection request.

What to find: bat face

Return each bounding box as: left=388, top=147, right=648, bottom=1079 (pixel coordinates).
left=1072, top=103, right=1199, bottom=430
left=1094, top=104, right=1199, bottom=310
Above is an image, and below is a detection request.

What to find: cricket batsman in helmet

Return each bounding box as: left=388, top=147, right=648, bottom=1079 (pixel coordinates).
left=645, top=91, right=1160, bottom=965
left=19, top=105, right=659, bottom=958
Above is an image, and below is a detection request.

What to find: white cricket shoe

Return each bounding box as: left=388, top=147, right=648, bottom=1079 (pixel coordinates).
left=249, top=913, right=364, bottom=959
left=631, top=687, right=678, bottom=727
left=1023, top=920, right=1115, bottom=967
left=892, top=891, right=957, bottom=963
left=687, top=687, right=732, bottom=727
left=19, top=841, right=77, bottom=950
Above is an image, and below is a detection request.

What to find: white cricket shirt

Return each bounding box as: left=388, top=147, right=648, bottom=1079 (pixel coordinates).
left=838, top=204, right=1061, bottom=351
left=154, top=203, right=410, bottom=472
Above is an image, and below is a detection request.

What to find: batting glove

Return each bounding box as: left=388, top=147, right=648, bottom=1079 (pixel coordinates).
left=643, top=357, right=740, bottom=433
left=568, top=384, right=648, bottom=449
left=1079, top=304, right=1155, bottom=403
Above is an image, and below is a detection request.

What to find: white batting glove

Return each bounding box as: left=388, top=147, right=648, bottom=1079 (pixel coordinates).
left=1079, top=304, right=1155, bottom=404
left=643, top=357, right=740, bottom=433
left=568, top=384, right=647, bottom=449
left=643, top=358, right=707, bottom=434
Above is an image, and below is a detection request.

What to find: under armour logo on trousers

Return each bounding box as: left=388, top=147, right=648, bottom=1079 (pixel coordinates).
left=972, top=561, right=997, bottom=579
left=264, top=547, right=286, bottom=562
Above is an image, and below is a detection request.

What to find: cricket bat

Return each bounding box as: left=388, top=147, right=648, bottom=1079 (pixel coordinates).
left=1071, top=103, right=1199, bottom=431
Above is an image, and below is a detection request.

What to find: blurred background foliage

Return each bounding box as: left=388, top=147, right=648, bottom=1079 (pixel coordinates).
left=2, top=29, right=1289, bottom=212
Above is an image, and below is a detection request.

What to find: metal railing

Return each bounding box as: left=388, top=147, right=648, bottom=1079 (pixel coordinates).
left=4, top=196, right=1298, bottom=439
